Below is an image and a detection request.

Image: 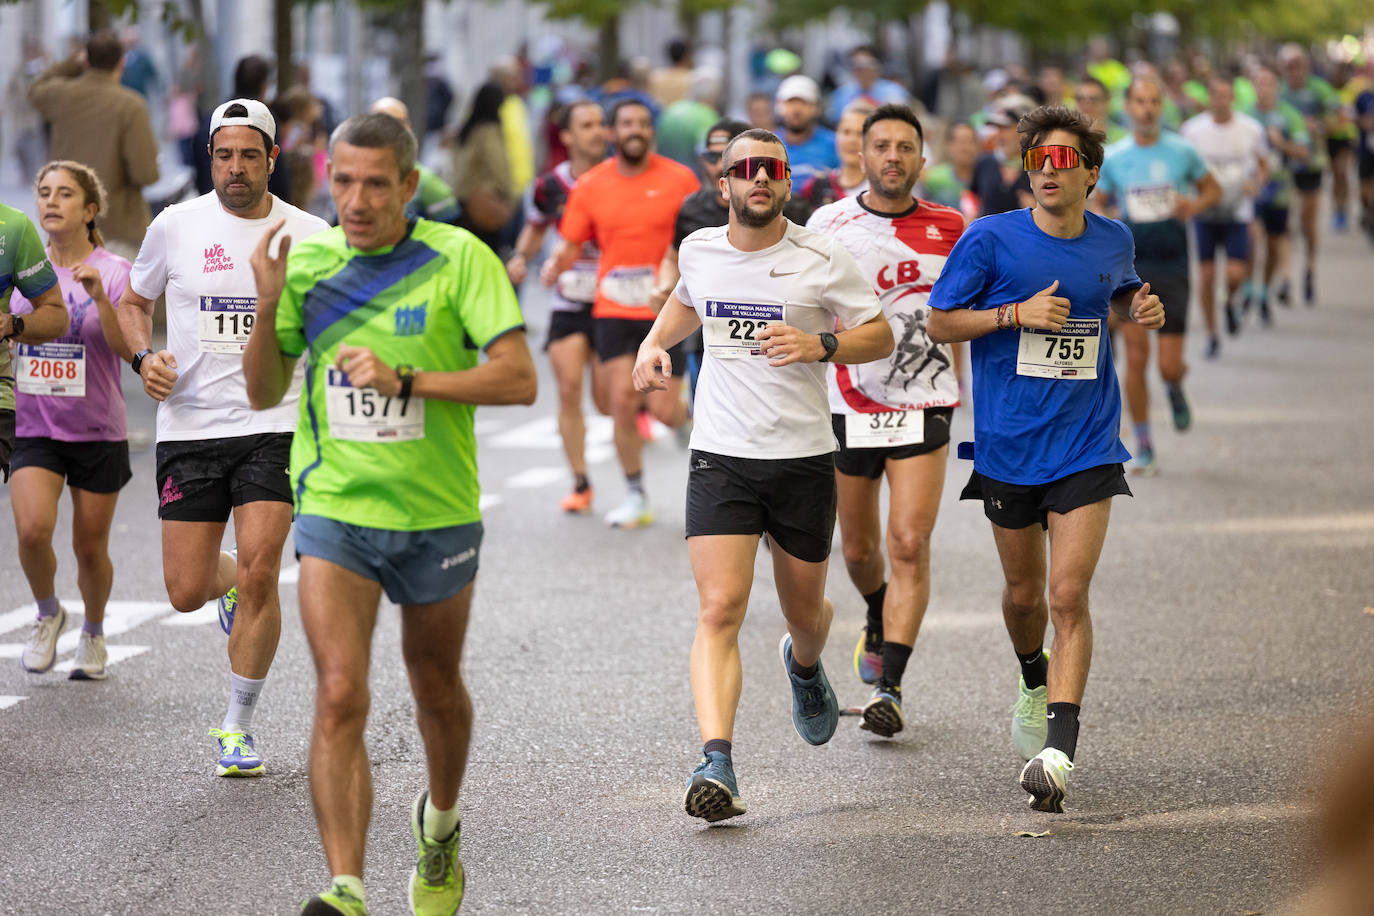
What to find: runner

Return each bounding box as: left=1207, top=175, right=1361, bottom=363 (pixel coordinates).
left=632, top=128, right=893, bottom=822
left=115, top=99, right=329, bottom=776
left=12, top=162, right=132, bottom=680
left=507, top=99, right=609, bottom=514
left=927, top=104, right=1166, bottom=813
left=369, top=97, right=461, bottom=225
left=1246, top=65, right=1313, bottom=316
left=545, top=97, right=699, bottom=529
left=806, top=104, right=963, bottom=737
left=796, top=102, right=873, bottom=211
left=1095, top=76, right=1218, bottom=476
left=243, top=111, right=536, bottom=916
left=1278, top=44, right=1341, bottom=305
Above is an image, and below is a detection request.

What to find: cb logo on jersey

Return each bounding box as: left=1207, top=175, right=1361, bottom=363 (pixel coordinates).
left=877, top=259, right=922, bottom=291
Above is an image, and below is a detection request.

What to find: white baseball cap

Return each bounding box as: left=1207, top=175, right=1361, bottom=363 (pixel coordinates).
left=209, top=98, right=277, bottom=144
left=775, top=75, right=820, bottom=104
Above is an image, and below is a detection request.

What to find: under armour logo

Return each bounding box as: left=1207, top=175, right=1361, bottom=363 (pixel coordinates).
left=1099, top=272, right=1110, bottom=283
left=989, top=497, right=1004, bottom=510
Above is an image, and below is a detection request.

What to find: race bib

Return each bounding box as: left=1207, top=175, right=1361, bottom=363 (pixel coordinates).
left=198, top=296, right=256, bottom=353
left=16, top=343, right=85, bottom=397
left=702, top=300, right=785, bottom=359
left=324, top=367, right=425, bottom=442
left=1124, top=183, right=1177, bottom=223
left=600, top=266, right=654, bottom=307
left=844, top=409, right=924, bottom=448
left=558, top=268, right=597, bottom=303
left=1016, top=319, right=1101, bottom=379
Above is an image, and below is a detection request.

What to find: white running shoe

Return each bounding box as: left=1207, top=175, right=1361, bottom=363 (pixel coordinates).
left=1010, top=677, right=1048, bottom=760
left=21, top=605, right=68, bottom=673
left=1019, top=747, right=1074, bottom=813
left=69, top=632, right=108, bottom=681
left=604, top=491, right=653, bottom=529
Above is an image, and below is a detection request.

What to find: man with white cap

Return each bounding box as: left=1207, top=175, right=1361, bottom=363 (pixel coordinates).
left=116, top=98, right=329, bottom=777
left=776, top=74, right=838, bottom=182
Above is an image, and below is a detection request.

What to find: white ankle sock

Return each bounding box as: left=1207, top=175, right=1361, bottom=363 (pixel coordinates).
left=423, top=795, right=460, bottom=841
left=222, top=671, right=266, bottom=733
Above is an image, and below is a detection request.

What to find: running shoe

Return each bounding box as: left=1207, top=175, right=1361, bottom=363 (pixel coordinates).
left=860, top=683, right=904, bottom=738
left=560, top=486, right=594, bottom=514
left=1276, top=281, right=1291, bottom=307
left=778, top=633, right=839, bottom=746
left=1304, top=269, right=1315, bottom=306
left=683, top=751, right=747, bottom=822
left=218, top=546, right=239, bottom=636
left=1130, top=447, right=1159, bottom=477
left=1334, top=210, right=1349, bottom=233
left=1019, top=747, right=1074, bottom=813
left=1167, top=386, right=1192, bottom=432
left=604, top=491, right=653, bottom=529
left=69, top=632, right=108, bottom=681
left=1011, top=675, right=1048, bottom=761
left=1224, top=301, right=1239, bottom=336
left=301, top=881, right=368, bottom=916
left=409, top=790, right=464, bottom=916
left=209, top=728, right=265, bottom=777
left=1205, top=336, right=1220, bottom=360
left=20, top=605, right=67, bottom=673
left=636, top=409, right=654, bottom=441
left=852, top=626, right=882, bottom=684
left=1259, top=296, right=1273, bottom=327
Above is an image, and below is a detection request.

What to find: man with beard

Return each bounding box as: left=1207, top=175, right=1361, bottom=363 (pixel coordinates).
left=806, top=105, right=964, bottom=738
left=546, top=98, right=699, bottom=529
left=776, top=75, right=839, bottom=182
left=116, top=100, right=329, bottom=777
left=632, top=129, right=893, bottom=821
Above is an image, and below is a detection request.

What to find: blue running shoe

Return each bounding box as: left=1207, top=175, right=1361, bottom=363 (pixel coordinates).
left=778, top=634, right=839, bottom=746
left=852, top=626, right=882, bottom=684
left=217, top=546, right=238, bottom=636
left=860, top=683, right=903, bottom=738
left=683, top=751, right=746, bottom=822
left=210, top=728, right=264, bottom=777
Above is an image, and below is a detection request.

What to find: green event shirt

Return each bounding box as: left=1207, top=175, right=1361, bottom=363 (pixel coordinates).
left=275, top=218, right=525, bottom=531
left=1, top=203, right=60, bottom=411
left=408, top=163, right=461, bottom=225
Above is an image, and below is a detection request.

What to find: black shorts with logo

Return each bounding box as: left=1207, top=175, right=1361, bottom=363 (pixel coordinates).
left=685, top=449, right=836, bottom=563
left=832, top=407, right=954, bottom=479
left=593, top=316, right=685, bottom=365
left=545, top=302, right=594, bottom=350
left=959, top=463, right=1131, bottom=530
left=156, top=432, right=293, bottom=522
left=11, top=437, right=132, bottom=493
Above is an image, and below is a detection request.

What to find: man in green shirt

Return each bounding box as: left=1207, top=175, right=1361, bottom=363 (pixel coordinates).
left=243, top=113, right=537, bottom=916
left=1, top=202, right=70, bottom=481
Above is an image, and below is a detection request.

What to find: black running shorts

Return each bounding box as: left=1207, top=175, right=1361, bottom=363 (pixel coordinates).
left=959, top=463, right=1131, bottom=530
left=156, top=432, right=293, bottom=522
left=685, top=449, right=836, bottom=563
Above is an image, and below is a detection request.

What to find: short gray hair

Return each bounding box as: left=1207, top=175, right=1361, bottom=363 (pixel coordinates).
left=329, top=112, right=417, bottom=180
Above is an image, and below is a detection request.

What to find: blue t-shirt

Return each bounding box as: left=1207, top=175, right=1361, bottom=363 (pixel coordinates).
left=1096, top=132, right=1208, bottom=263
left=785, top=127, right=840, bottom=181
left=928, top=209, right=1141, bottom=485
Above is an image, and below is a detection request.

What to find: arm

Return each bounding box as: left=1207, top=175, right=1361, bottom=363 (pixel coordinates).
left=2, top=285, right=68, bottom=344
left=116, top=282, right=179, bottom=400
left=335, top=329, right=538, bottom=407
left=27, top=58, right=83, bottom=113
left=122, top=105, right=161, bottom=189
left=649, top=247, right=680, bottom=315
left=1177, top=172, right=1222, bottom=220
left=927, top=280, right=1072, bottom=344
left=754, top=309, right=894, bottom=367
left=540, top=238, right=581, bottom=288
left=632, top=293, right=703, bottom=392
left=72, top=264, right=131, bottom=360
left=244, top=219, right=298, bottom=410
left=1109, top=280, right=1164, bottom=330
left=506, top=221, right=548, bottom=286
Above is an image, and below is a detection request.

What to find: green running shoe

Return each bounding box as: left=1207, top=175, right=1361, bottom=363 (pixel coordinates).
left=301, top=880, right=367, bottom=915
left=409, top=790, right=464, bottom=915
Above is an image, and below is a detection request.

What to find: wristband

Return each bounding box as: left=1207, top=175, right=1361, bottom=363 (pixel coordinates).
left=396, top=364, right=416, bottom=400
left=1012, top=302, right=1021, bottom=328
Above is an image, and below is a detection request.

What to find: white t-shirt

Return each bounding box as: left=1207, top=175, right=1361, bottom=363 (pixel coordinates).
left=808, top=195, right=963, bottom=416
left=1180, top=111, right=1267, bottom=223
left=674, top=220, right=882, bottom=459
left=130, top=192, right=329, bottom=442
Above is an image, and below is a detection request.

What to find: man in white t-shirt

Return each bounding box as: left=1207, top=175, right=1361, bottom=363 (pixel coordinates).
left=806, top=104, right=964, bottom=739
left=117, top=99, right=329, bottom=777
left=633, top=129, right=893, bottom=822
left=1181, top=78, right=1268, bottom=343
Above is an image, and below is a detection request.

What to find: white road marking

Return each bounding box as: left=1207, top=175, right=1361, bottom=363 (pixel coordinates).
left=0, top=607, right=40, bottom=638
left=1129, top=511, right=1374, bottom=536
left=0, top=696, right=26, bottom=710
left=159, top=603, right=219, bottom=627
left=53, top=645, right=152, bottom=674
left=506, top=466, right=569, bottom=489
left=480, top=493, right=503, bottom=511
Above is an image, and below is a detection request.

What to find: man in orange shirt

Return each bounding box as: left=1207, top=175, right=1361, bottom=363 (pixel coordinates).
left=545, top=98, right=699, bottom=528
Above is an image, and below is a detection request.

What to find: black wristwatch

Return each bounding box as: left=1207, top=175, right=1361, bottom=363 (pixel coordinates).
left=396, top=364, right=416, bottom=400
left=3, top=314, right=23, bottom=341
left=131, top=348, right=154, bottom=376
left=817, top=332, right=839, bottom=363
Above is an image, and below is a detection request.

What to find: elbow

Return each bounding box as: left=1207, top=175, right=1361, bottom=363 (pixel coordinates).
left=513, top=368, right=538, bottom=406
left=875, top=326, right=895, bottom=360
left=927, top=314, right=953, bottom=345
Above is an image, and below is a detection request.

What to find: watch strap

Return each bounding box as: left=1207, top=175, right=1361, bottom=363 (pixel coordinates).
left=131, top=348, right=154, bottom=375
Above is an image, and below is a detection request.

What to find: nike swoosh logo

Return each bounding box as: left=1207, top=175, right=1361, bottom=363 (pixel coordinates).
left=769, top=268, right=800, bottom=278
left=1046, top=712, right=1056, bottom=719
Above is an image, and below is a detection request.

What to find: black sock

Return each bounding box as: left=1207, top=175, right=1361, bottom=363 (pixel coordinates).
left=626, top=472, right=644, bottom=495
left=703, top=738, right=732, bottom=759
left=1045, top=702, right=1081, bottom=761
left=788, top=653, right=818, bottom=680
left=879, top=641, right=912, bottom=689
left=574, top=473, right=590, bottom=493
left=1017, top=646, right=1048, bottom=690
left=862, top=583, right=887, bottom=636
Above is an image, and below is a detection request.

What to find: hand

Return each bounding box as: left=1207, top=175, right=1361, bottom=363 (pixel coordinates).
left=539, top=258, right=559, bottom=289
left=1130, top=282, right=1165, bottom=329
left=250, top=218, right=292, bottom=306
left=753, top=323, right=823, bottom=366
left=71, top=263, right=108, bottom=303
left=632, top=344, right=671, bottom=392
left=335, top=345, right=401, bottom=397
left=506, top=254, right=528, bottom=286
left=1015, top=280, right=1071, bottom=331
left=141, top=350, right=179, bottom=401
left=0, top=313, right=16, bottom=339
left=1173, top=196, right=1197, bottom=222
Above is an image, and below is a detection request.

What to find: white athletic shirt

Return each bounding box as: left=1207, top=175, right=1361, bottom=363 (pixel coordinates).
left=1179, top=111, right=1268, bottom=223
left=130, top=192, right=329, bottom=442
left=807, top=195, right=963, bottom=415
left=674, top=220, right=882, bottom=459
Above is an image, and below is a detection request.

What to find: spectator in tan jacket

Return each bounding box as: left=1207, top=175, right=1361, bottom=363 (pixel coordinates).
left=29, top=30, right=159, bottom=260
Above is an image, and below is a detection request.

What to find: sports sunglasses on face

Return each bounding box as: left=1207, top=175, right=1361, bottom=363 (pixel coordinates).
left=697, top=149, right=723, bottom=163
left=723, top=156, right=791, bottom=180
left=1022, top=144, right=1083, bottom=171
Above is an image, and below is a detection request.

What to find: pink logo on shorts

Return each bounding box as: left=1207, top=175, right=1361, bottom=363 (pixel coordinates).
left=160, top=477, right=184, bottom=507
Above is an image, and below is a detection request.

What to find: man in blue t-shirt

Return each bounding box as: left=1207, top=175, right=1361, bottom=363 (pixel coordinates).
left=928, top=104, right=1165, bottom=815
left=1095, top=76, right=1219, bottom=475
left=776, top=75, right=839, bottom=182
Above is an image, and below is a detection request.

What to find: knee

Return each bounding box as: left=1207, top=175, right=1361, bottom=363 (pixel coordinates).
left=166, top=578, right=210, bottom=613
left=1048, top=579, right=1091, bottom=617
left=70, top=535, right=110, bottom=572
left=1003, top=580, right=1046, bottom=617
left=887, top=527, right=931, bottom=571
left=234, top=554, right=281, bottom=604
left=841, top=534, right=880, bottom=575
left=409, top=664, right=465, bottom=713
left=16, top=517, right=55, bottom=556
left=556, top=375, right=583, bottom=407
left=697, top=594, right=746, bottom=636
left=315, top=671, right=370, bottom=731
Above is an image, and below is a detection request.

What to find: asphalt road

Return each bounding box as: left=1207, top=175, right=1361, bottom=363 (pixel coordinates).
left=2, top=221, right=1372, bottom=915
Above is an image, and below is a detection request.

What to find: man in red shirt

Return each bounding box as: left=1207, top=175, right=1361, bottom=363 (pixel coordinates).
left=546, top=98, right=699, bottom=528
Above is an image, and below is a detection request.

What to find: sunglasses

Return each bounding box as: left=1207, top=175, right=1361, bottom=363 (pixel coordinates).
left=723, top=156, right=790, bottom=180
left=698, top=149, right=723, bottom=164
left=1022, top=144, right=1083, bottom=171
